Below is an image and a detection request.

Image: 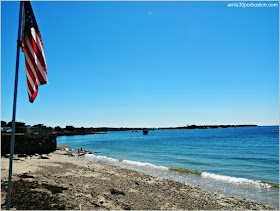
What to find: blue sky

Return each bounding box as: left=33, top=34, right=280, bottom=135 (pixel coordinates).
left=1, top=1, right=279, bottom=127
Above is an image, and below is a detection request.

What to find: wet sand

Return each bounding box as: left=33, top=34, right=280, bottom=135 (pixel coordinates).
left=1, top=150, right=276, bottom=210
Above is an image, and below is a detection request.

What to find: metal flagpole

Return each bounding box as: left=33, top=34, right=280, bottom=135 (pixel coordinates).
left=6, top=1, right=24, bottom=210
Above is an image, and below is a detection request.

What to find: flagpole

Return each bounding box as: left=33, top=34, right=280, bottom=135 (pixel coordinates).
left=6, top=1, right=23, bottom=210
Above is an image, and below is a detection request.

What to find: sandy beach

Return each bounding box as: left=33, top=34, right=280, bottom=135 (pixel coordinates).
left=1, top=150, right=276, bottom=210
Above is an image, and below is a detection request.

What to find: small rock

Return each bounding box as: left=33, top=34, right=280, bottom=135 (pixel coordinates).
left=110, top=189, right=125, bottom=196
left=92, top=202, right=100, bottom=207
left=18, top=173, right=34, bottom=179
left=124, top=204, right=131, bottom=210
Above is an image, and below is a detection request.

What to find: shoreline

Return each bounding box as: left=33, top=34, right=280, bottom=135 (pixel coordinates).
left=1, top=149, right=277, bottom=210
left=85, top=152, right=279, bottom=189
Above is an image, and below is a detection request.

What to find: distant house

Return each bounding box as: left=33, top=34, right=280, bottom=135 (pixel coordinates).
left=7, top=121, right=26, bottom=128
left=55, top=126, right=62, bottom=132
left=66, top=125, right=75, bottom=131
left=4, top=121, right=27, bottom=133
left=1, top=121, right=7, bottom=127
left=1, top=127, right=11, bottom=132
left=33, top=124, right=45, bottom=128
left=29, top=124, right=50, bottom=133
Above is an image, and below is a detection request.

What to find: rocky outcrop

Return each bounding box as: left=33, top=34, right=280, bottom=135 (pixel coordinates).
left=1, top=134, right=56, bottom=155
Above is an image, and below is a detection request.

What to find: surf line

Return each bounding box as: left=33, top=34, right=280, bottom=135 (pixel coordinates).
left=83, top=153, right=279, bottom=189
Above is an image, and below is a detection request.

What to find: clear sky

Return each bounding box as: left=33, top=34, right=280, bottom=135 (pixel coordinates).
left=1, top=1, right=279, bottom=128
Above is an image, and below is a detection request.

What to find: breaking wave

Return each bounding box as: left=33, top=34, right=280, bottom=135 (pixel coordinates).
left=85, top=153, right=168, bottom=170
left=85, top=154, right=119, bottom=162
left=83, top=153, right=278, bottom=189
left=122, top=160, right=169, bottom=170
left=201, top=172, right=278, bottom=188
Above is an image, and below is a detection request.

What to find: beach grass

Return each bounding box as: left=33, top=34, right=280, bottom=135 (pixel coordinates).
left=169, top=167, right=202, bottom=176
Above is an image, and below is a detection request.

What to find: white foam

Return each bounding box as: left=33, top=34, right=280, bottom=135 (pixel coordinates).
left=122, top=160, right=169, bottom=170
left=84, top=154, right=273, bottom=189
left=85, top=154, right=168, bottom=170
left=201, top=172, right=271, bottom=188
left=84, top=154, right=119, bottom=162
left=84, top=154, right=95, bottom=157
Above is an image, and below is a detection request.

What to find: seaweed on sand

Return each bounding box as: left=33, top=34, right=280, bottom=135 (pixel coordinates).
left=169, top=167, right=202, bottom=176
left=1, top=179, right=69, bottom=210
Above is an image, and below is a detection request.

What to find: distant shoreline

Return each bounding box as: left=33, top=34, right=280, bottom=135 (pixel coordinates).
left=55, top=124, right=258, bottom=136
left=1, top=124, right=259, bottom=137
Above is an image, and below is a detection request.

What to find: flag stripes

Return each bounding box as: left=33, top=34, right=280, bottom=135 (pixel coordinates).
left=22, top=1, right=47, bottom=103
left=30, top=28, right=46, bottom=63
left=23, top=32, right=47, bottom=83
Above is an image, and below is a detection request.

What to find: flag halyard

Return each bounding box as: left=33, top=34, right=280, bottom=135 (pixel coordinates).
left=22, top=1, right=47, bottom=103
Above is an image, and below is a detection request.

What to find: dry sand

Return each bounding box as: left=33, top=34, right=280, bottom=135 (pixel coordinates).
left=1, top=150, right=276, bottom=210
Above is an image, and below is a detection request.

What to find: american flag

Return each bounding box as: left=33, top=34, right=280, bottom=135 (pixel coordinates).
left=22, top=1, right=47, bottom=103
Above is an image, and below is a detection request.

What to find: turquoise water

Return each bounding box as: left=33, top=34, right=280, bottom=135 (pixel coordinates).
left=58, top=126, right=279, bottom=207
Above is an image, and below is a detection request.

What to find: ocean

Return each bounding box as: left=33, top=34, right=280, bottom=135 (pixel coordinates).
left=57, top=126, right=279, bottom=208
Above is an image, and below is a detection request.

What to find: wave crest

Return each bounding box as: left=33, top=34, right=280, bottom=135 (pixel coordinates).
left=201, top=172, right=276, bottom=188
left=84, top=153, right=278, bottom=189
left=122, top=160, right=169, bottom=170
